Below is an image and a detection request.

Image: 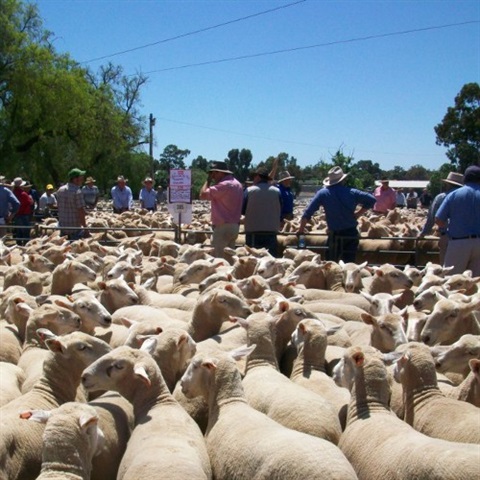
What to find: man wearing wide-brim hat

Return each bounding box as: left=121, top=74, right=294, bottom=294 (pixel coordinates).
left=269, top=157, right=295, bottom=222
left=419, top=170, right=464, bottom=264
left=82, top=176, right=100, bottom=210
left=435, top=165, right=480, bottom=275
left=111, top=175, right=133, bottom=214
left=297, top=166, right=376, bottom=262
left=56, top=168, right=89, bottom=240
left=200, top=161, right=243, bottom=259
left=139, top=177, right=157, bottom=212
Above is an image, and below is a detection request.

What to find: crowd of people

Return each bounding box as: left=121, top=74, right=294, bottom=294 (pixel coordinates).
left=1, top=163, right=479, bottom=274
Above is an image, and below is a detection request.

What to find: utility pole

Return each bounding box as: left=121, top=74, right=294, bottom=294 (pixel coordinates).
left=149, top=113, right=156, bottom=179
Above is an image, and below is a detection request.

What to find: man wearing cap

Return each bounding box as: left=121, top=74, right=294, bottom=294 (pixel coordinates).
left=39, top=184, right=58, bottom=216
left=12, top=177, right=34, bottom=245
left=420, top=171, right=463, bottom=264
left=200, top=161, right=243, bottom=259
left=56, top=168, right=89, bottom=241
left=139, top=177, right=157, bottom=212
left=435, top=165, right=480, bottom=276
left=82, top=177, right=100, bottom=210
left=0, top=176, right=20, bottom=226
left=373, top=178, right=396, bottom=214
left=298, top=166, right=376, bottom=262
left=242, top=166, right=282, bottom=257
left=111, top=176, right=133, bottom=214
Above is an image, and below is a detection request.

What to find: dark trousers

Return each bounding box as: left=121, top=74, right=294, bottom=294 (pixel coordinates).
left=13, top=214, right=31, bottom=245
left=246, top=232, right=278, bottom=257
left=327, top=227, right=359, bottom=263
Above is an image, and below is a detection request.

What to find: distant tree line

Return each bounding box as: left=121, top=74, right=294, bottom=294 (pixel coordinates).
left=1, top=0, right=478, bottom=199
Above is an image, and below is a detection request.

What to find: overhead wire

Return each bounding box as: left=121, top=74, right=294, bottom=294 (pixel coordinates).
left=80, top=0, right=307, bottom=64
left=140, top=20, right=480, bottom=74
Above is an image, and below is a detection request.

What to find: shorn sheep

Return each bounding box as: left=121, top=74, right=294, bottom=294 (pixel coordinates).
left=180, top=346, right=358, bottom=480
left=332, top=345, right=480, bottom=480
left=20, top=402, right=104, bottom=480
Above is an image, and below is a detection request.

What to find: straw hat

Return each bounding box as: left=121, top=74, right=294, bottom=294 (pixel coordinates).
left=85, top=176, right=96, bottom=184
left=13, top=177, right=31, bottom=188
left=278, top=171, right=295, bottom=182
left=442, top=172, right=464, bottom=187
left=117, top=175, right=128, bottom=183
left=143, top=177, right=155, bottom=185
left=323, top=166, right=348, bottom=186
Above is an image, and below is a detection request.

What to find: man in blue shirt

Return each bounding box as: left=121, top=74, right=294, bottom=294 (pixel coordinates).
left=298, top=166, right=376, bottom=262
left=0, top=176, right=20, bottom=225
left=435, top=165, right=480, bottom=276
left=111, top=175, right=133, bottom=213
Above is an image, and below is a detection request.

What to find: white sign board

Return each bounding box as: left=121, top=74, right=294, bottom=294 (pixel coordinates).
left=169, top=169, right=192, bottom=203
left=167, top=202, right=192, bottom=225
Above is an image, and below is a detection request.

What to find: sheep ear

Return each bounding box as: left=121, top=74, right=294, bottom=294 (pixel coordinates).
left=20, top=409, right=51, bottom=423
left=54, top=298, right=74, bottom=310
left=279, top=300, right=289, bottom=312
left=375, top=269, right=384, bottom=277
left=176, top=333, right=188, bottom=347
left=352, top=351, right=365, bottom=367
left=133, top=364, right=151, bottom=387
left=224, top=284, right=235, bottom=293
left=360, top=290, right=373, bottom=302
left=79, top=413, right=98, bottom=430
left=359, top=261, right=368, bottom=269
left=120, top=317, right=137, bottom=329
left=327, top=325, right=341, bottom=336
left=469, top=358, right=480, bottom=375
left=202, top=360, right=217, bottom=371
left=15, top=302, right=33, bottom=317
left=229, top=316, right=249, bottom=329
left=230, top=344, right=256, bottom=361
left=139, top=337, right=157, bottom=355
left=382, top=351, right=403, bottom=365
left=36, top=328, right=57, bottom=343
left=298, top=321, right=308, bottom=335
left=45, top=338, right=65, bottom=353
left=361, top=313, right=376, bottom=325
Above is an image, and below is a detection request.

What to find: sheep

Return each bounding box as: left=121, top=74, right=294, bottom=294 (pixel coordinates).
left=96, top=277, right=139, bottom=313
left=0, top=362, right=25, bottom=407
left=421, top=297, right=480, bottom=346
left=130, top=284, right=197, bottom=311
left=290, top=319, right=350, bottom=429
left=339, top=260, right=368, bottom=293
left=20, top=402, right=104, bottom=480
left=81, top=342, right=212, bottom=480
left=412, top=285, right=448, bottom=312
left=22, top=253, right=56, bottom=273
left=105, top=259, right=138, bottom=283
left=0, top=331, right=111, bottom=480
left=332, top=345, right=480, bottom=480
left=362, top=263, right=413, bottom=295
left=235, top=312, right=342, bottom=443
left=444, top=270, right=480, bottom=295
left=360, top=291, right=404, bottom=316
left=0, top=320, right=22, bottom=364
left=50, top=260, right=97, bottom=295
left=423, top=261, right=454, bottom=278
left=179, top=346, right=358, bottom=480
left=301, top=301, right=367, bottom=322
left=300, top=290, right=371, bottom=311
left=445, top=358, right=480, bottom=407
left=393, top=342, right=480, bottom=444
left=430, top=333, right=480, bottom=379
left=287, top=259, right=326, bottom=289
left=403, top=264, right=423, bottom=287
left=17, top=304, right=83, bottom=393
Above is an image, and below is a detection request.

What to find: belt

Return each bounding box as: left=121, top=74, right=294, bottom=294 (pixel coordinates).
left=451, top=234, right=480, bottom=240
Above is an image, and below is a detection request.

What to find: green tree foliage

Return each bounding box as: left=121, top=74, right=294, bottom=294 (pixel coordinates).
left=349, top=160, right=381, bottom=190
left=226, top=148, right=252, bottom=183
left=191, top=155, right=209, bottom=171
left=435, top=82, right=480, bottom=171
left=0, top=0, right=147, bottom=190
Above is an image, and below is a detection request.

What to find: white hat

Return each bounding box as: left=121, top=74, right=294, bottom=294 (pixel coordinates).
left=441, top=172, right=464, bottom=187
left=278, top=171, right=295, bottom=182
left=323, top=166, right=348, bottom=186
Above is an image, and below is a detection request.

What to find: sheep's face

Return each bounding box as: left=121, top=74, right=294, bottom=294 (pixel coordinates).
left=369, top=314, right=407, bottom=353
left=82, top=353, right=131, bottom=392
left=73, top=298, right=112, bottom=329
left=431, top=335, right=480, bottom=374
left=180, top=356, right=210, bottom=399
left=332, top=357, right=350, bottom=389
left=421, top=300, right=460, bottom=346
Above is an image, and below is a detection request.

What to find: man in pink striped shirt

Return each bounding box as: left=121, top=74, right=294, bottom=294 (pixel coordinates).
left=200, top=161, right=243, bottom=259
left=373, top=178, right=397, bottom=214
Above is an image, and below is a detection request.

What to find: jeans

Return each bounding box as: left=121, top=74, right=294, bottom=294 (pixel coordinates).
left=246, top=232, right=278, bottom=257
left=13, top=214, right=31, bottom=245
left=327, top=227, right=359, bottom=263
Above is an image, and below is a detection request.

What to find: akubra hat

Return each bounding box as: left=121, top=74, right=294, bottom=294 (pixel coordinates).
left=278, top=171, right=295, bottom=182
left=323, top=166, right=349, bottom=186
left=441, top=172, right=464, bottom=187
left=208, top=161, right=232, bottom=174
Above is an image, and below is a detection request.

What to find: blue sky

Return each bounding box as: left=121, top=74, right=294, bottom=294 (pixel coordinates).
left=33, top=0, right=480, bottom=171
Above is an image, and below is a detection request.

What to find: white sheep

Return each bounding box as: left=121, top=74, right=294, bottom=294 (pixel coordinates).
left=235, top=312, right=342, bottom=443
left=20, top=402, right=104, bottom=480
left=0, top=320, right=22, bottom=364
left=362, top=263, right=413, bottom=295
left=393, top=342, right=480, bottom=444
left=339, top=260, right=368, bottom=293
left=0, top=331, right=111, bottom=480
left=332, top=345, right=480, bottom=480
left=51, top=260, right=97, bottom=295
left=290, top=318, right=350, bottom=429
left=360, top=291, right=404, bottom=316
left=445, top=358, right=480, bottom=407
left=81, top=342, right=212, bottom=480
left=421, top=297, right=480, bottom=346
left=0, top=362, right=25, bottom=407
left=180, top=346, right=358, bottom=480
left=96, top=276, right=139, bottom=313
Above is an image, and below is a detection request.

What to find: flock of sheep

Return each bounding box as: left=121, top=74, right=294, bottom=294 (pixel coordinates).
left=0, top=204, right=479, bottom=480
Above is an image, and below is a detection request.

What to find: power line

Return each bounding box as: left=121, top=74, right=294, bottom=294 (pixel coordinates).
left=155, top=116, right=441, bottom=157
left=140, top=20, right=480, bottom=74
left=80, top=0, right=307, bottom=64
